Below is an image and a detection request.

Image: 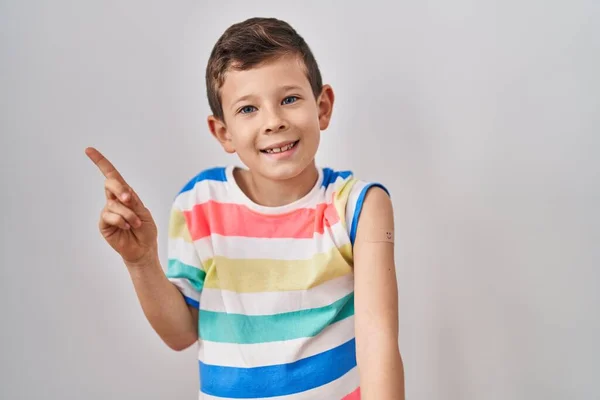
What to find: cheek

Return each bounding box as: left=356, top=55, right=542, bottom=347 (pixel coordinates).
left=290, top=106, right=320, bottom=131
left=229, top=125, right=256, bottom=149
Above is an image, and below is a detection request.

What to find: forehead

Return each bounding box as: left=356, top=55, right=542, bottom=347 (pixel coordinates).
left=220, top=55, right=311, bottom=103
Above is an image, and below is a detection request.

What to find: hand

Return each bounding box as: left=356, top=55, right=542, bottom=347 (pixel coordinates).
left=86, top=147, right=158, bottom=265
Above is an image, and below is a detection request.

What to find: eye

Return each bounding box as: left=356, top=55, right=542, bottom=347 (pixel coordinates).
left=282, top=96, right=298, bottom=105
left=239, top=105, right=257, bottom=114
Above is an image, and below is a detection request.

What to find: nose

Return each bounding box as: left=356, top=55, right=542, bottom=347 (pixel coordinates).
left=263, top=109, right=289, bottom=134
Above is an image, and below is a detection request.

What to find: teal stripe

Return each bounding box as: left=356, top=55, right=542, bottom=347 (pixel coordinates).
left=199, top=293, right=355, bottom=344
left=166, top=259, right=206, bottom=292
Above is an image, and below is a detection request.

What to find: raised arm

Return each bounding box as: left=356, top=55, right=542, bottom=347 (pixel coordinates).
left=85, top=147, right=198, bottom=350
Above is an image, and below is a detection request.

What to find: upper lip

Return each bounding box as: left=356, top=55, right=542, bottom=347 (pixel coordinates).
left=260, top=139, right=299, bottom=151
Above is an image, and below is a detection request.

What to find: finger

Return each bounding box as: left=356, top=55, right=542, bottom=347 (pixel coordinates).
left=128, top=188, right=146, bottom=209
left=101, top=209, right=131, bottom=230
left=105, top=179, right=146, bottom=214
left=106, top=199, right=142, bottom=228
left=85, top=147, right=126, bottom=183
left=105, top=178, right=132, bottom=203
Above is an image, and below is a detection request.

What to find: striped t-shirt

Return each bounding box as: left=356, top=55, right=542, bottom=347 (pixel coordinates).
left=166, top=165, right=388, bottom=400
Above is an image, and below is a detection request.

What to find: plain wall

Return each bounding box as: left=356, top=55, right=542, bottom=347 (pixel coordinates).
left=1, top=0, right=598, bottom=399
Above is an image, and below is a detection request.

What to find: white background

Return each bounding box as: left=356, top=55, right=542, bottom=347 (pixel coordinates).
left=1, top=1, right=598, bottom=399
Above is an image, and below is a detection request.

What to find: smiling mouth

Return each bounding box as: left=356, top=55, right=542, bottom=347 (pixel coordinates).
left=260, top=140, right=299, bottom=154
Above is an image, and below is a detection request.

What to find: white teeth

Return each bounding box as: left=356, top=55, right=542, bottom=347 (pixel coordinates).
left=264, top=141, right=297, bottom=154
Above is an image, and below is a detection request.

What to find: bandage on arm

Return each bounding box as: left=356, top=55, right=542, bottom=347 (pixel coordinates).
left=364, top=227, right=394, bottom=243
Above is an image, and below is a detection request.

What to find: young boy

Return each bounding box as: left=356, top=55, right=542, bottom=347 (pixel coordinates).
left=86, top=17, right=404, bottom=400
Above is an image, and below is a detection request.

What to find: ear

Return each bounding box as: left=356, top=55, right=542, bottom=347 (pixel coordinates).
left=317, top=84, right=335, bottom=130
left=207, top=115, right=236, bottom=153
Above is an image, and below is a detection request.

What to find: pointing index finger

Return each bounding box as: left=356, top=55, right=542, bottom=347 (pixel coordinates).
left=85, top=147, right=126, bottom=183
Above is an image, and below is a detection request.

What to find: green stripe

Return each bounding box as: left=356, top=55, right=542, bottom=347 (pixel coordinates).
left=199, top=293, right=355, bottom=344
left=166, top=259, right=206, bottom=292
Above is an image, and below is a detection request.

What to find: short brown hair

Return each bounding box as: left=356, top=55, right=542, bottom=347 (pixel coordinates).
left=205, top=17, right=323, bottom=121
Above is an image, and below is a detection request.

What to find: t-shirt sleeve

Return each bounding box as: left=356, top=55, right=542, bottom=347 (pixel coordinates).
left=344, top=180, right=391, bottom=246
left=165, top=202, right=206, bottom=309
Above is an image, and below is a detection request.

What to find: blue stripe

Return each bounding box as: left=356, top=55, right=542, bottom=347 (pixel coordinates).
left=177, top=167, right=227, bottom=195
left=199, top=338, right=357, bottom=398
left=183, top=295, right=199, bottom=308
left=321, top=168, right=352, bottom=188
left=349, top=183, right=390, bottom=245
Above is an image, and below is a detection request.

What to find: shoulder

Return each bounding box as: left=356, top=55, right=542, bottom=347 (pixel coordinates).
left=346, top=178, right=391, bottom=245
left=321, top=167, right=354, bottom=188
left=172, top=165, right=230, bottom=209
left=356, top=185, right=394, bottom=227
left=321, top=166, right=392, bottom=244
left=177, top=166, right=228, bottom=195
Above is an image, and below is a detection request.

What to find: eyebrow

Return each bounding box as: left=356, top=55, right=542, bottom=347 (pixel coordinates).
left=230, top=94, right=254, bottom=110
left=280, top=84, right=303, bottom=92
left=230, top=85, right=305, bottom=110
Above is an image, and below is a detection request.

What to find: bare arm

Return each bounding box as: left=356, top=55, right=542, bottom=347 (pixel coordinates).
left=353, top=187, right=405, bottom=400
left=86, top=146, right=198, bottom=351
left=126, top=255, right=198, bottom=351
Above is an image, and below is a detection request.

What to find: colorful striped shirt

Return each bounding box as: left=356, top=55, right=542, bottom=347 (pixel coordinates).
left=166, top=165, right=388, bottom=399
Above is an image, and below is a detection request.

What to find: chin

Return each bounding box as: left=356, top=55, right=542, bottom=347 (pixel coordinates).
left=260, top=163, right=306, bottom=181
left=259, top=155, right=317, bottom=181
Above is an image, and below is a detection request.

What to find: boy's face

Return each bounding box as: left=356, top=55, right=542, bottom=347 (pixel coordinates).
left=208, top=55, right=334, bottom=181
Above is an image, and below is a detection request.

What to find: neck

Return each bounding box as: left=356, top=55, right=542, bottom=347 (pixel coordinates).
left=238, top=163, right=319, bottom=207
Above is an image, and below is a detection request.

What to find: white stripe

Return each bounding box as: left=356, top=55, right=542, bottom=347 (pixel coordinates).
left=198, top=316, right=355, bottom=368
left=193, top=226, right=350, bottom=262
left=199, top=366, right=359, bottom=400
left=169, top=278, right=200, bottom=303
left=345, top=180, right=369, bottom=231
left=175, top=176, right=245, bottom=211
left=168, top=237, right=204, bottom=269
left=200, top=274, right=354, bottom=315
left=328, top=215, right=354, bottom=252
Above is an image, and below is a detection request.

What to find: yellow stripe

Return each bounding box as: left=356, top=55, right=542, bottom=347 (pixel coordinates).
left=203, top=243, right=354, bottom=292
left=333, top=177, right=357, bottom=265
left=168, top=208, right=192, bottom=242
left=333, top=177, right=358, bottom=230
left=337, top=239, right=352, bottom=262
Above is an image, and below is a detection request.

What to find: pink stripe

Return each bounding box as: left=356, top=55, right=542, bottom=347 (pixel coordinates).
left=341, top=387, right=361, bottom=400
left=183, top=200, right=341, bottom=240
